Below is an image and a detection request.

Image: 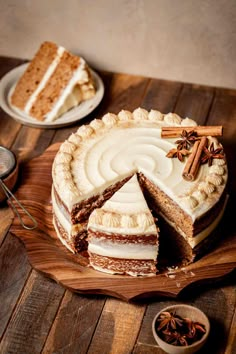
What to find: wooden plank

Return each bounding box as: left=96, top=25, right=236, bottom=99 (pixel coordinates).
left=133, top=343, right=162, bottom=353
left=225, top=306, right=236, bottom=354
left=87, top=298, right=145, bottom=354
left=102, top=73, right=150, bottom=114
left=42, top=292, right=106, bottom=354
left=0, top=110, right=21, bottom=149
left=0, top=207, right=13, bottom=246
left=0, top=270, right=65, bottom=354
left=141, top=78, right=182, bottom=113
left=12, top=126, right=55, bottom=162
left=206, top=88, right=236, bottom=145
left=0, top=234, right=31, bottom=339
left=0, top=56, right=26, bottom=78
left=174, top=83, right=215, bottom=124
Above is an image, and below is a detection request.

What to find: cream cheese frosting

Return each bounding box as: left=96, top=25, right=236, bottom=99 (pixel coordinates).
left=45, top=57, right=88, bottom=122
left=88, top=241, right=158, bottom=260
left=52, top=109, right=227, bottom=222
left=88, top=175, right=158, bottom=235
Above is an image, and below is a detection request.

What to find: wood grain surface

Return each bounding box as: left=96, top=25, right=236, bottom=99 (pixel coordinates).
left=0, top=56, right=235, bottom=354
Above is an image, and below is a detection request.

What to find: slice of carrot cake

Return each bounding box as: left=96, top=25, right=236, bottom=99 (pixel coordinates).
left=11, top=41, right=96, bottom=121
left=87, top=174, right=159, bottom=276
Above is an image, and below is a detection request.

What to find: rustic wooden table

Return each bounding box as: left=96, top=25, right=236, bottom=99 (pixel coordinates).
left=0, top=56, right=235, bottom=354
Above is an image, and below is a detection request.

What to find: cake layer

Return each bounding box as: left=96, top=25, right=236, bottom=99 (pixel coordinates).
left=88, top=230, right=158, bottom=244
left=88, top=237, right=158, bottom=260
left=11, top=42, right=58, bottom=110
left=138, top=172, right=227, bottom=238
left=53, top=215, right=87, bottom=253
left=70, top=176, right=132, bottom=223
left=89, top=253, right=157, bottom=276
left=52, top=187, right=87, bottom=252
left=159, top=194, right=228, bottom=248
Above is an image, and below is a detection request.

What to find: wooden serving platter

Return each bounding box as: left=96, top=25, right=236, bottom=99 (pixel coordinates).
left=10, top=143, right=236, bottom=301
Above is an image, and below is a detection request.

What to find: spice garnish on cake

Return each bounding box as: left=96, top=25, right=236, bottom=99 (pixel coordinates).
left=164, top=126, right=224, bottom=181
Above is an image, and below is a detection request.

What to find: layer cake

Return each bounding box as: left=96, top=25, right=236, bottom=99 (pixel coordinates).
left=11, top=41, right=96, bottom=121
left=52, top=108, right=228, bottom=273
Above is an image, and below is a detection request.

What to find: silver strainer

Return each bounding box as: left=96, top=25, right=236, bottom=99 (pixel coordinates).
left=0, top=146, right=37, bottom=230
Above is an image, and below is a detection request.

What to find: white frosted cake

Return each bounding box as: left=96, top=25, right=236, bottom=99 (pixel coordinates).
left=87, top=175, right=159, bottom=276
left=52, top=108, right=228, bottom=274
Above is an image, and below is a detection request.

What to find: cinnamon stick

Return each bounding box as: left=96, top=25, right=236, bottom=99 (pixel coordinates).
left=182, top=137, right=207, bottom=181
left=161, top=126, right=223, bottom=138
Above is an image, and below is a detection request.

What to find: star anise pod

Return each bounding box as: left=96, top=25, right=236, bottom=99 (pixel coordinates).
left=162, top=330, right=188, bottom=346
left=166, top=148, right=191, bottom=162
left=175, top=130, right=198, bottom=150
left=156, top=311, right=183, bottom=331
left=184, top=318, right=196, bottom=339
left=194, top=322, right=206, bottom=335
left=201, top=142, right=225, bottom=166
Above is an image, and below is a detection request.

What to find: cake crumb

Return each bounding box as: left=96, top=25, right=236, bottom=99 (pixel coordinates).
left=168, top=274, right=176, bottom=279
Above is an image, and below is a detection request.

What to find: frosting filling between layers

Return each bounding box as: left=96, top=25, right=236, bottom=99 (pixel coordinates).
left=45, top=57, right=88, bottom=122
left=24, top=46, right=65, bottom=114
left=88, top=238, right=158, bottom=260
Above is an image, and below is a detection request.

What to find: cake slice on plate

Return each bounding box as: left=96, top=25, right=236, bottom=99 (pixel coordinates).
left=87, top=174, right=159, bottom=276
left=10, top=41, right=96, bottom=122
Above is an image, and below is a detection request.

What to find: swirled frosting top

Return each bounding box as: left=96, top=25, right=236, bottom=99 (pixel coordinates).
left=52, top=108, right=227, bottom=221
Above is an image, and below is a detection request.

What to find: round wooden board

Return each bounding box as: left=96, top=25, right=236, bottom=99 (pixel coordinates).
left=9, top=143, right=236, bottom=301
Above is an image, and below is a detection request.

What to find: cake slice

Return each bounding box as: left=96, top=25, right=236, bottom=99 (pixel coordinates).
left=87, top=174, right=159, bottom=276
left=11, top=41, right=96, bottom=122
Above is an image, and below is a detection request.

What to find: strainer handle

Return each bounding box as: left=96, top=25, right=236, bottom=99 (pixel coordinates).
left=0, top=179, right=38, bottom=230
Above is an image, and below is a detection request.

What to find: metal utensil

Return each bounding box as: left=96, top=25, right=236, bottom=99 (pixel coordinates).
left=0, top=146, right=37, bottom=230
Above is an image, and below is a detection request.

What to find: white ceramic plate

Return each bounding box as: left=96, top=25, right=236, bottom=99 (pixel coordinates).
left=0, top=63, right=104, bottom=128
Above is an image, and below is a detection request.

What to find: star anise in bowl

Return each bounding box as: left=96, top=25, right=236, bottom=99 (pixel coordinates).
left=156, top=311, right=184, bottom=331
left=152, top=304, right=210, bottom=354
